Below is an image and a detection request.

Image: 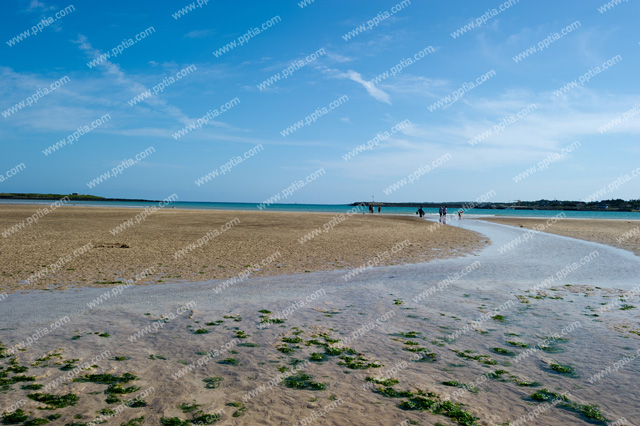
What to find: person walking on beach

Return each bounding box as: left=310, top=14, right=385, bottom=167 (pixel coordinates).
left=417, top=207, right=424, bottom=218
left=369, top=204, right=374, bottom=214
left=443, top=206, right=447, bottom=223
left=438, top=206, right=443, bottom=222
left=458, top=210, right=463, bottom=220
left=378, top=206, right=381, bottom=214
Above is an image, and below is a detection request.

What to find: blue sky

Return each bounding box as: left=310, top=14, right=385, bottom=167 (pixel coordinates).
left=1, top=0, right=638, bottom=204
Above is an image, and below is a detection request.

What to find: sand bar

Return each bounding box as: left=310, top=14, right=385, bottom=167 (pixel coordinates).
left=0, top=205, right=487, bottom=293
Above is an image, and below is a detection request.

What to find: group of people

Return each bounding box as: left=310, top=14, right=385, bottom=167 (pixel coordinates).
left=366, top=204, right=463, bottom=221
left=439, top=206, right=464, bottom=222
left=439, top=206, right=447, bottom=223
left=414, top=205, right=463, bottom=223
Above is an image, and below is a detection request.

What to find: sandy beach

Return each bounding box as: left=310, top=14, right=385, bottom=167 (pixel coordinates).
left=0, top=205, right=486, bottom=294
left=1, top=218, right=639, bottom=425
left=480, top=217, right=640, bottom=256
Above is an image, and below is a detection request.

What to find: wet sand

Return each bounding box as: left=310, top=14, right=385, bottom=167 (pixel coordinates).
left=0, top=205, right=486, bottom=293
left=4, top=282, right=638, bottom=426
left=480, top=216, right=640, bottom=256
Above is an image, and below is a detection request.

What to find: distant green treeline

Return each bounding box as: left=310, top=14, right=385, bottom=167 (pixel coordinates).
left=0, top=193, right=156, bottom=202
left=351, top=199, right=640, bottom=211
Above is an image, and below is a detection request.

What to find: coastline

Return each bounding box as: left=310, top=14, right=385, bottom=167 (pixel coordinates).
left=3, top=199, right=639, bottom=220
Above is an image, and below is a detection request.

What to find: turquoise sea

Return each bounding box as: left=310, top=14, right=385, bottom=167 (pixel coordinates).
left=2, top=199, right=639, bottom=220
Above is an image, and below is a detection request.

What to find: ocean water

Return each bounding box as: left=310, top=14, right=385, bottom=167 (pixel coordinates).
left=1, top=199, right=639, bottom=220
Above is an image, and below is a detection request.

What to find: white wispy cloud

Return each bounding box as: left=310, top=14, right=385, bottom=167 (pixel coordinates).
left=322, top=86, right=640, bottom=183
left=26, top=0, right=55, bottom=12
left=327, top=53, right=356, bottom=63
left=343, top=70, right=392, bottom=104
left=184, top=29, right=214, bottom=39
left=73, top=34, right=208, bottom=129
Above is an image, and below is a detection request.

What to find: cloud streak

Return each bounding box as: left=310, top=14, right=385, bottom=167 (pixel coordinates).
left=344, top=70, right=392, bottom=104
